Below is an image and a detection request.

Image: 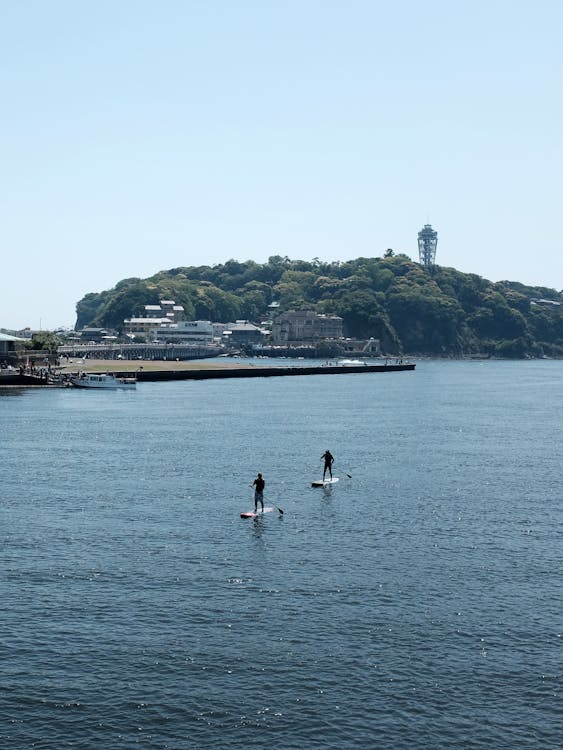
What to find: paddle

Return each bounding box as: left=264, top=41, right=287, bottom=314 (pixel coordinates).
left=332, top=462, right=352, bottom=479
left=320, top=460, right=352, bottom=480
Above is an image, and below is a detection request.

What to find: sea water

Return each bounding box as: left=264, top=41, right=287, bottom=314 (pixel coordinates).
left=1, top=360, right=562, bottom=749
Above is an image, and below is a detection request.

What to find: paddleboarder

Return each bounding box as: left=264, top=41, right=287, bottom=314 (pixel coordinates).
left=321, top=450, right=334, bottom=480
left=251, top=472, right=265, bottom=513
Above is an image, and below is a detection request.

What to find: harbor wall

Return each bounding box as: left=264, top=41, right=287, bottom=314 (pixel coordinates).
left=134, top=362, right=415, bottom=382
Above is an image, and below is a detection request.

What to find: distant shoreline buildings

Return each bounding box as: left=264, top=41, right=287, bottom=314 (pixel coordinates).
left=101, top=300, right=378, bottom=355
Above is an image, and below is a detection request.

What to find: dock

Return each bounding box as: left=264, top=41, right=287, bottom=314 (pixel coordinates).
left=0, top=372, right=51, bottom=387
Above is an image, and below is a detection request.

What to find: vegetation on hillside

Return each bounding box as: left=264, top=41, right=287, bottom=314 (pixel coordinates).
left=75, top=255, right=563, bottom=357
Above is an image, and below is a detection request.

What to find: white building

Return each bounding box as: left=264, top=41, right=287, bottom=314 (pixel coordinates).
left=155, top=320, right=214, bottom=344
left=124, top=299, right=185, bottom=337
left=124, top=317, right=171, bottom=338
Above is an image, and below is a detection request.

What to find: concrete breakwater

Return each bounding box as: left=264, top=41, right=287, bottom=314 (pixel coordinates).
left=133, top=361, right=415, bottom=382
left=1, top=361, right=415, bottom=387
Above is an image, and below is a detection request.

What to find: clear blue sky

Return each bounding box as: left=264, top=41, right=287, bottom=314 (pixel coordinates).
left=1, top=0, right=562, bottom=330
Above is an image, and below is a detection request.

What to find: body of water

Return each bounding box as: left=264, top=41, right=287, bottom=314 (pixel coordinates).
left=1, top=359, right=562, bottom=749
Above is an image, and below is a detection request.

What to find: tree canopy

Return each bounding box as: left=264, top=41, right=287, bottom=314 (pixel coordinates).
left=74, top=256, right=563, bottom=357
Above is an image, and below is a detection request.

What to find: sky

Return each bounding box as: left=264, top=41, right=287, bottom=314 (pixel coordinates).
left=1, top=0, right=562, bottom=330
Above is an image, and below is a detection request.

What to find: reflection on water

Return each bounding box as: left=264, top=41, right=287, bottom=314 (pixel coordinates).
left=0, top=388, right=25, bottom=397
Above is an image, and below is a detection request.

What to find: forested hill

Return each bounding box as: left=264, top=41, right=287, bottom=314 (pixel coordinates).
left=75, top=255, right=563, bottom=357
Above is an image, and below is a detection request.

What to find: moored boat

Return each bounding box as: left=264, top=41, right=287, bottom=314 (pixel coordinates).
left=70, top=372, right=137, bottom=389
left=337, top=358, right=365, bottom=365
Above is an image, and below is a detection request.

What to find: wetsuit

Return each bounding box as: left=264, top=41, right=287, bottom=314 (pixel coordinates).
left=253, top=475, right=265, bottom=511
left=322, top=451, right=334, bottom=480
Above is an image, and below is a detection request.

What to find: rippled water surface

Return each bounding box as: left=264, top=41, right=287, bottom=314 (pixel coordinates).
left=1, top=360, right=562, bottom=749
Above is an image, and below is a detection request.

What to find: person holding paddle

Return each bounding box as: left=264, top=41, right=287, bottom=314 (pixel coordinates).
left=321, top=450, right=334, bottom=480
left=251, top=472, right=265, bottom=513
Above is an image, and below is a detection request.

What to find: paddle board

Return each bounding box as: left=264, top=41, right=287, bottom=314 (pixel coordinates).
left=240, top=506, right=275, bottom=519
left=311, top=477, right=339, bottom=487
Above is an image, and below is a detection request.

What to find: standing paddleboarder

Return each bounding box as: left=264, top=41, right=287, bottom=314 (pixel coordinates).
left=251, top=472, right=265, bottom=513
left=321, top=450, right=334, bottom=481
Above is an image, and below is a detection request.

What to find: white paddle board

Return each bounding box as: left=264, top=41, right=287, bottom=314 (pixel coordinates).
left=311, top=477, right=339, bottom=487
left=240, top=506, right=275, bottom=519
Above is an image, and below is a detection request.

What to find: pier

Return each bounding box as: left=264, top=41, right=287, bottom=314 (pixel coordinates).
left=133, top=361, right=415, bottom=382
left=1, top=360, right=415, bottom=387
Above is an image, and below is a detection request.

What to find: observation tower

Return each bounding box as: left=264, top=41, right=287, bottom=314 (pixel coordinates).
left=417, top=224, right=438, bottom=267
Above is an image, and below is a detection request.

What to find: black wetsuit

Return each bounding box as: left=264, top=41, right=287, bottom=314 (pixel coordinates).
left=322, top=452, right=334, bottom=479
left=253, top=476, right=265, bottom=511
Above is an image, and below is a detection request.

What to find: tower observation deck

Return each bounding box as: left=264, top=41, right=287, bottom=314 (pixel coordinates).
left=418, top=224, right=438, bottom=267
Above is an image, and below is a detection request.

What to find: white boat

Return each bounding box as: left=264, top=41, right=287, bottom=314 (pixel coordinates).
left=70, top=372, right=137, bottom=389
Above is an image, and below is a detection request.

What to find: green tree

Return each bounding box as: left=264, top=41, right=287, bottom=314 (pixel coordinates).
left=273, top=280, right=306, bottom=309
left=386, top=280, right=464, bottom=353
left=76, top=290, right=110, bottom=329
left=240, top=281, right=272, bottom=319
left=26, top=332, right=62, bottom=352
left=468, top=293, right=528, bottom=340
left=97, top=280, right=156, bottom=331
left=193, top=284, right=242, bottom=321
